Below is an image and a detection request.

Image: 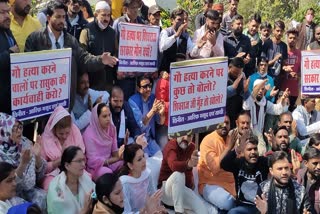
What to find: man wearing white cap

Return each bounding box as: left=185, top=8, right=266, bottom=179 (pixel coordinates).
left=79, top=0, right=117, bottom=91
left=243, top=79, right=290, bottom=135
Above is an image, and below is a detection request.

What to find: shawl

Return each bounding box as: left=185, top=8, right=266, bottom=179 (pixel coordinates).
left=246, top=95, right=267, bottom=134
left=41, top=106, right=85, bottom=174
left=267, top=178, right=297, bottom=214
left=111, top=109, right=126, bottom=139
left=47, top=171, right=95, bottom=214
left=83, top=105, right=118, bottom=175
left=0, top=113, right=23, bottom=167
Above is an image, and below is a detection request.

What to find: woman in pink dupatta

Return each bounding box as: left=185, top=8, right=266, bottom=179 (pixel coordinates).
left=83, top=103, right=123, bottom=181
left=40, top=105, right=85, bottom=190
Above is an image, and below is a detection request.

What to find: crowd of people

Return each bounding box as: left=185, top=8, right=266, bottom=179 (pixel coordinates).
left=1, top=0, right=320, bottom=213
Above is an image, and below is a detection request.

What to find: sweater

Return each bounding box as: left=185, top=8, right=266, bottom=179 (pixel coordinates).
left=158, top=140, right=195, bottom=189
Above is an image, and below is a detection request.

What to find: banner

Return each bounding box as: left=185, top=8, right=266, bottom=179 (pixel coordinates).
left=168, top=57, right=228, bottom=134
left=118, top=22, right=159, bottom=73
left=301, top=50, right=320, bottom=95
left=10, top=49, right=71, bottom=121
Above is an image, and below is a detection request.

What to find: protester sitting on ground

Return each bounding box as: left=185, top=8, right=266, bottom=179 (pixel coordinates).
left=0, top=162, right=25, bottom=214
left=297, top=147, right=320, bottom=213
left=302, top=134, right=320, bottom=155
left=92, top=173, right=125, bottom=214
left=264, top=126, right=302, bottom=175
left=220, top=130, right=269, bottom=214
left=292, top=96, right=320, bottom=141
left=243, top=79, right=289, bottom=145
left=120, top=144, right=166, bottom=213
left=255, top=151, right=314, bottom=214
left=71, top=71, right=109, bottom=132
left=47, top=146, right=94, bottom=214
left=0, top=113, right=47, bottom=210
left=83, top=103, right=123, bottom=181
left=249, top=57, right=277, bottom=102
left=41, top=105, right=85, bottom=190
left=129, top=76, right=164, bottom=156
left=7, top=202, right=42, bottom=214
left=278, top=112, right=302, bottom=154
left=109, top=86, right=141, bottom=147
left=198, top=115, right=236, bottom=212
left=129, top=76, right=165, bottom=187
left=158, top=134, right=208, bottom=213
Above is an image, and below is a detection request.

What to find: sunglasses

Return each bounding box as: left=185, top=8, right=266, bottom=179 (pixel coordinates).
left=140, top=84, right=152, bottom=89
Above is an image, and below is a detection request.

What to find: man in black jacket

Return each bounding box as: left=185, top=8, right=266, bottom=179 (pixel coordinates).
left=0, top=0, right=19, bottom=114
left=79, top=1, right=116, bottom=91
left=220, top=112, right=269, bottom=214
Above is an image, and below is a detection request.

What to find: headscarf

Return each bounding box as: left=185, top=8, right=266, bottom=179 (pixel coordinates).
left=0, top=113, right=22, bottom=167
left=89, top=104, right=116, bottom=145
left=41, top=105, right=85, bottom=161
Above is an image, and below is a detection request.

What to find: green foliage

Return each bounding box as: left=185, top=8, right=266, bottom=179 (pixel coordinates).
left=160, top=0, right=203, bottom=35
left=177, top=0, right=202, bottom=34
left=292, top=3, right=320, bottom=24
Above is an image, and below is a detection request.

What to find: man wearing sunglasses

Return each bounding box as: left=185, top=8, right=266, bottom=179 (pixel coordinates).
left=129, top=76, right=165, bottom=158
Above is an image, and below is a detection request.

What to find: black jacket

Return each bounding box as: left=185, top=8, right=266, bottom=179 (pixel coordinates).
left=0, top=28, right=17, bottom=114
left=66, top=11, right=88, bottom=41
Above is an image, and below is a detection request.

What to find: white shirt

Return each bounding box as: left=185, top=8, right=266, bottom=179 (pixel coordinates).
left=292, top=106, right=320, bottom=137
left=159, top=29, right=194, bottom=54
left=48, top=25, right=64, bottom=49
left=190, top=25, right=225, bottom=58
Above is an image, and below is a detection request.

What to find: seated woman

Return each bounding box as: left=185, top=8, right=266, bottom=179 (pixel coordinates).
left=41, top=105, right=85, bottom=190
left=0, top=162, right=25, bottom=214
left=47, top=146, right=95, bottom=214
left=83, top=103, right=123, bottom=181
left=0, top=113, right=47, bottom=210
left=92, top=173, right=162, bottom=214
left=120, top=144, right=166, bottom=213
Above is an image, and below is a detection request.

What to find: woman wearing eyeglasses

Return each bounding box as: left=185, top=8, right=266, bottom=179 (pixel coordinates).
left=83, top=103, right=123, bottom=181
left=0, top=113, right=47, bottom=211
left=41, top=105, right=85, bottom=190
left=47, top=146, right=94, bottom=214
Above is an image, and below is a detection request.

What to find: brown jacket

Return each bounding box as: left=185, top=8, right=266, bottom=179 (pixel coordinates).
left=296, top=20, right=316, bottom=50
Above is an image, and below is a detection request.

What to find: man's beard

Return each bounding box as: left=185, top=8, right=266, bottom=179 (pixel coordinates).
left=256, top=95, right=263, bottom=102
left=233, top=29, right=242, bottom=37
left=15, top=5, right=31, bottom=17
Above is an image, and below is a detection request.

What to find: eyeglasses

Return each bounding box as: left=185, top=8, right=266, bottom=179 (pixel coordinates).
left=12, top=124, right=23, bottom=132
left=71, top=158, right=86, bottom=164
left=140, top=84, right=152, bottom=89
